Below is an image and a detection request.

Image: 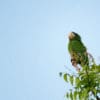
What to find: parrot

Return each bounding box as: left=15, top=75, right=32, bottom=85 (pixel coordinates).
left=68, top=32, right=89, bottom=71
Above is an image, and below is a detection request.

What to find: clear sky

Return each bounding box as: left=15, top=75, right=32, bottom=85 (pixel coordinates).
left=0, top=0, right=100, bottom=100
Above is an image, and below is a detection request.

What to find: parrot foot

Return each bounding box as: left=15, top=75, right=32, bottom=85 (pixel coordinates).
left=75, top=67, right=80, bottom=72
left=71, top=59, right=80, bottom=71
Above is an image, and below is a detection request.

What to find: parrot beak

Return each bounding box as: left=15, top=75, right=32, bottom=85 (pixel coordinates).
left=68, top=32, right=75, bottom=39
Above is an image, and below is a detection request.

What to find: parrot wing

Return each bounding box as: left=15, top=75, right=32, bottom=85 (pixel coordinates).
left=68, top=40, right=86, bottom=54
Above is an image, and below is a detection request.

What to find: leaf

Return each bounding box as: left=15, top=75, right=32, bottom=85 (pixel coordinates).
left=81, top=89, right=88, bottom=100
left=63, top=74, right=68, bottom=82
left=79, top=92, right=82, bottom=100
left=66, top=92, right=69, bottom=98
left=75, top=77, right=80, bottom=85
left=73, top=91, right=77, bottom=100
left=70, top=91, right=73, bottom=100
left=70, top=76, right=73, bottom=85
left=59, top=72, right=62, bottom=77
left=92, top=88, right=97, bottom=96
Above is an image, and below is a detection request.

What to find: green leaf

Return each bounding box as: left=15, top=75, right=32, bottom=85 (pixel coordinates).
left=66, top=92, right=69, bottom=98
left=92, top=89, right=97, bottom=96
left=75, top=77, right=80, bottom=85
left=70, top=76, right=73, bottom=85
left=63, top=74, right=68, bottom=82
left=73, top=91, right=77, bottom=100
left=81, top=89, right=88, bottom=100
left=79, top=92, right=82, bottom=100
left=70, top=91, right=73, bottom=100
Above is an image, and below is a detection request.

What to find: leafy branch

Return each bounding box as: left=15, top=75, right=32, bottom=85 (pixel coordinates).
left=60, top=64, right=100, bottom=100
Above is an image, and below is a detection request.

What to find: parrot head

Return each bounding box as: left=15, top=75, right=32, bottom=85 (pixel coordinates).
left=68, top=32, right=81, bottom=41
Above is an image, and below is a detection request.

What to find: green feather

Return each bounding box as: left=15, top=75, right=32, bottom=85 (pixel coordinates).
left=68, top=33, right=89, bottom=66
left=68, top=39, right=86, bottom=53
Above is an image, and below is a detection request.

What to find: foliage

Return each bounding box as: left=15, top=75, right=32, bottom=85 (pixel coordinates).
left=60, top=64, right=100, bottom=100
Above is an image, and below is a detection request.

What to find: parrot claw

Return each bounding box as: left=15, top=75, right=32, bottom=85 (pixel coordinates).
left=76, top=67, right=80, bottom=72
left=71, top=59, right=80, bottom=71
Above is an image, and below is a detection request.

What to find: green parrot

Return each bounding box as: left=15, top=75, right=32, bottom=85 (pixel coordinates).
left=68, top=32, right=89, bottom=71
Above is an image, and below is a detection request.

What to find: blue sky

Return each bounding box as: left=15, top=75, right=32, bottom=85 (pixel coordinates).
left=0, top=0, right=100, bottom=100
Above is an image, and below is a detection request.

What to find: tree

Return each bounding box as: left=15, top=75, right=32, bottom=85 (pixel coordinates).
left=60, top=59, right=100, bottom=100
